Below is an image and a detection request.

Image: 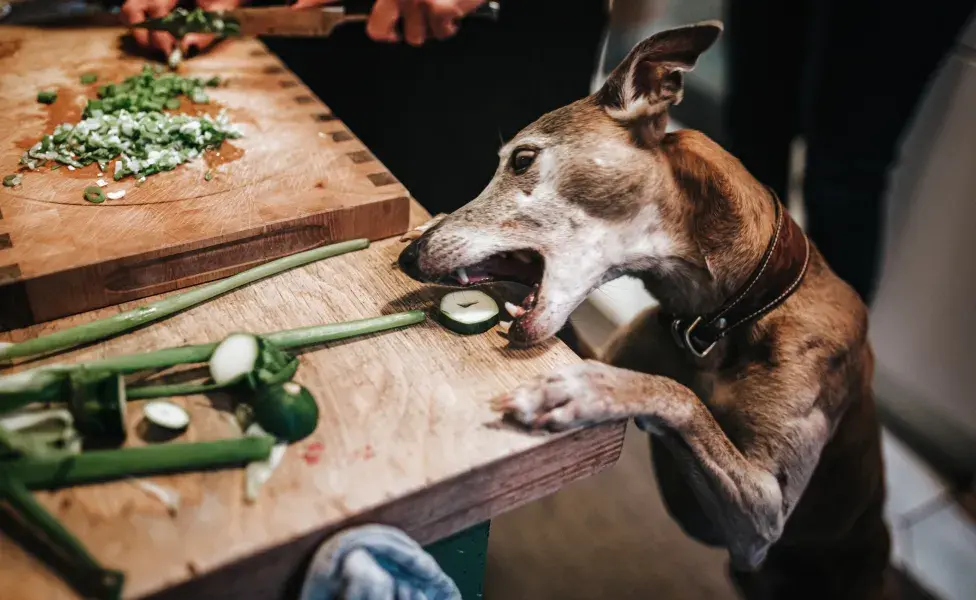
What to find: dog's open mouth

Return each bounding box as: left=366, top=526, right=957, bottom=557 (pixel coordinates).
left=438, top=249, right=546, bottom=330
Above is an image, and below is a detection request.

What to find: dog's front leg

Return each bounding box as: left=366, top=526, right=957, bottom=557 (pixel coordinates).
left=493, top=360, right=829, bottom=571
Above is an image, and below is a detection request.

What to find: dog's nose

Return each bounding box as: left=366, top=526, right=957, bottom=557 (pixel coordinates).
left=397, top=239, right=426, bottom=282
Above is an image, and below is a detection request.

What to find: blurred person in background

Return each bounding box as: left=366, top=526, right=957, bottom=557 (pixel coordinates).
left=725, top=0, right=976, bottom=304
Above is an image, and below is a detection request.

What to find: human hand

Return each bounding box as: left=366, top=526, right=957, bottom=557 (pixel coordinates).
left=121, top=0, right=244, bottom=57
left=291, top=0, right=488, bottom=46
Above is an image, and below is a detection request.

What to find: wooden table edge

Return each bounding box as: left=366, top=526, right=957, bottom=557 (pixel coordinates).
left=140, top=421, right=627, bottom=599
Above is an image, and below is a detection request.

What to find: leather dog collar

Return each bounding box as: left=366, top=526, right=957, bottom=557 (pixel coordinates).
left=666, top=192, right=811, bottom=358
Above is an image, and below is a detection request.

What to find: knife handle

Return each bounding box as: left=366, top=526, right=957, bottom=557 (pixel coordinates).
left=340, top=0, right=500, bottom=22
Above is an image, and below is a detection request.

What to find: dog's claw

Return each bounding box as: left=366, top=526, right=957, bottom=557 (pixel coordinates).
left=492, top=362, right=615, bottom=431
left=400, top=213, right=448, bottom=242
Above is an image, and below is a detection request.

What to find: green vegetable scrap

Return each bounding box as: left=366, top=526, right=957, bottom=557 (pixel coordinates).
left=3, top=174, right=22, bottom=187
left=167, top=47, right=183, bottom=70
left=80, top=72, right=98, bottom=85
left=19, top=65, right=239, bottom=183
left=158, top=7, right=242, bottom=39
left=204, top=170, right=213, bottom=181
left=250, top=382, right=319, bottom=443
left=0, top=470, right=125, bottom=600
left=66, top=369, right=127, bottom=446
left=85, top=65, right=220, bottom=118
left=83, top=185, right=105, bottom=204
left=36, top=90, right=57, bottom=104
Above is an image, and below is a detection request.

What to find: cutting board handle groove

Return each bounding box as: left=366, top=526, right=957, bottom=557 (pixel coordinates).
left=104, top=225, right=334, bottom=294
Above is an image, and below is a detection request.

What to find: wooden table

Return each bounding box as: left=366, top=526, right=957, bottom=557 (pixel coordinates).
left=0, top=134, right=626, bottom=599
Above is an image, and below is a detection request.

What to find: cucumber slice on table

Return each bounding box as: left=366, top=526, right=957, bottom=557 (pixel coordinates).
left=438, top=290, right=499, bottom=335
left=143, top=400, right=190, bottom=432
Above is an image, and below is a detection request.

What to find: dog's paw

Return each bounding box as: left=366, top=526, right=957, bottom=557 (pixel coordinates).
left=491, top=360, right=618, bottom=431
left=399, top=213, right=448, bottom=242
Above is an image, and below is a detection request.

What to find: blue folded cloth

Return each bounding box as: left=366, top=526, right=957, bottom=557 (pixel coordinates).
left=299, top=524, right=462, bottom=600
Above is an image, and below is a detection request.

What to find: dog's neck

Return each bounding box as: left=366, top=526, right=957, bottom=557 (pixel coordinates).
left=639, top=131, right=779, bottom=319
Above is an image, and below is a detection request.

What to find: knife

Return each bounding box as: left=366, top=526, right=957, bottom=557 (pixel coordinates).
left=133, top=1, right=500, bottom=38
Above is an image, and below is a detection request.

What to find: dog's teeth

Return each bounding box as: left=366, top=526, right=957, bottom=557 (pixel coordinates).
left=514, top=251, right=532, bottom=263
left=498, top=320, right=511, bottom=333
left=456, top=268, right=470, bottom=285
left=505, top=301, right=525, bottom=318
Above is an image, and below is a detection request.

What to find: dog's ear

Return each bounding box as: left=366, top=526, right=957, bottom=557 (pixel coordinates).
left=597, top=20, right=722, bottom=144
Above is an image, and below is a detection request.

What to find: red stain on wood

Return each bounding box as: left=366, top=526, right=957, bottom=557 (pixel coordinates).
left=302, top=442, right=324, bottom=465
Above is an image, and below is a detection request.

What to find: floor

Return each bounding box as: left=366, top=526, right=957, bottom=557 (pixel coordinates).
left=484, top=423, right=736, bottom=600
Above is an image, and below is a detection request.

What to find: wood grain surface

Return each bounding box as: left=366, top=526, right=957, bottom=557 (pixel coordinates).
left=0, top=201, right=626, bottom=599
left=0, top=27, right=411, bottom=327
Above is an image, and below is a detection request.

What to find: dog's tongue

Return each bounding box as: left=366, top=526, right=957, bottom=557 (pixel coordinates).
left=455, top=253, right=542, bottom=287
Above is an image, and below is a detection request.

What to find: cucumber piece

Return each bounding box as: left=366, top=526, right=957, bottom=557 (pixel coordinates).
left=143, top=400, right=190, bottom=432
left=209, top=333, right=260, bottom=385
left=251, top=382, right=318, bottom=443
left=438, top=290, right=499, bottom=335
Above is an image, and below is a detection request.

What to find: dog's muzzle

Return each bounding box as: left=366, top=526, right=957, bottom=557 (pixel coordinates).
left=397, top=238, right=427, bottom=283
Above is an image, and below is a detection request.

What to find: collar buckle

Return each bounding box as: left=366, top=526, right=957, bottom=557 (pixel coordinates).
left=671, top=316, right=718, bottom=359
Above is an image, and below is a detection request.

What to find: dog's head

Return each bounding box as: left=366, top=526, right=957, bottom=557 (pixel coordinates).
left=399, top=21, right=724, bottom=345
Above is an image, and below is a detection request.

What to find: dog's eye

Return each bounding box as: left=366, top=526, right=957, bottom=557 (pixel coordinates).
left=510, top=148, right=537, bottom=175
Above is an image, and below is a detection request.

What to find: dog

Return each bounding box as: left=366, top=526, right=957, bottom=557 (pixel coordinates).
left=397, top=21, right=892, bottom=600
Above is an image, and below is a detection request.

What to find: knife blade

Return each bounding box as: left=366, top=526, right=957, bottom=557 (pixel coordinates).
left=134, top=2, right=500, bottom=38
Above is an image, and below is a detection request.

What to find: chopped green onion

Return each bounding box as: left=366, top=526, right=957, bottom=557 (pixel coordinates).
left=167, top=48, right=183, bottom=70
left=19, top=65, right=243, bottom=184
left=204, top=170, right=213, bottom=181
left=80, top=72, right=98, bottom=85
left=0, top=239, right=370, bottom=364
left=36, top=90, right=57, bottom=104
left=83, top=186, right=105, bottom=204
left=3, top=174, right=22, bottom=187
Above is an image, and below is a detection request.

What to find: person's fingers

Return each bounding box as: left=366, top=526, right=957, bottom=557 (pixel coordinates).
left=181, top=33, right=216, bottom=56
left=429, top=16, right=458, bottom=40
left=132, top=27, right=151, bottom=49
left=145, top=1, right=175, bottom=54
left=366, top=0, right=401, bottom=42
left=402, top=0, right=429, bottom=46
left=151, top=31, right=176, bottom=55
left=120, top=0, right=145, bottom=24
left=121, top=0, right=151, bottom=47
left=426, top=1, right=464, bottom=40
left=290, top=0, right=340, bottom=8
left=427, top=0, right=485, bottom=42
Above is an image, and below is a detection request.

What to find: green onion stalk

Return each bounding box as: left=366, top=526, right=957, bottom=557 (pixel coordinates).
left=0, top=311, right=426, bottom=410
left=4, top=436, right=274, bottom=490
left=0, top=470, right=125, bottom=600
left=0, top=239, right=370, bottom=365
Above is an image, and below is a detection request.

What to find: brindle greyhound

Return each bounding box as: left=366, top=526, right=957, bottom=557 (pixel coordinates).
left=398, top=21, right=892, bottom=600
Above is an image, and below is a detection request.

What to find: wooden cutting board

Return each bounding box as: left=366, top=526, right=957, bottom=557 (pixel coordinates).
left=0, top=27, right=411, bottom=328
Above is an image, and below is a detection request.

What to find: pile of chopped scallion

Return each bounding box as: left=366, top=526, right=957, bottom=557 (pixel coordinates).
left=19, top=65, right=241, bottom=187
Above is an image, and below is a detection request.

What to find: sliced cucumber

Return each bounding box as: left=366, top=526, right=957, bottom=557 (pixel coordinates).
left=143, top=400, right=190, bottom=432
left=438, top=290, right=499, bottom=335
left=251, top=382, right=318, bottom=443
left=209, top=333, right=260, bottom=385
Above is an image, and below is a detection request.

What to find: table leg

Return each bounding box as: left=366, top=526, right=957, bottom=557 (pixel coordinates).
left=424, top=521, right=491, bottom=600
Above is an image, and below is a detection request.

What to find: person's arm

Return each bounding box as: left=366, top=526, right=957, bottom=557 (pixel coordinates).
left=291, top=0, right=487, bottom=46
